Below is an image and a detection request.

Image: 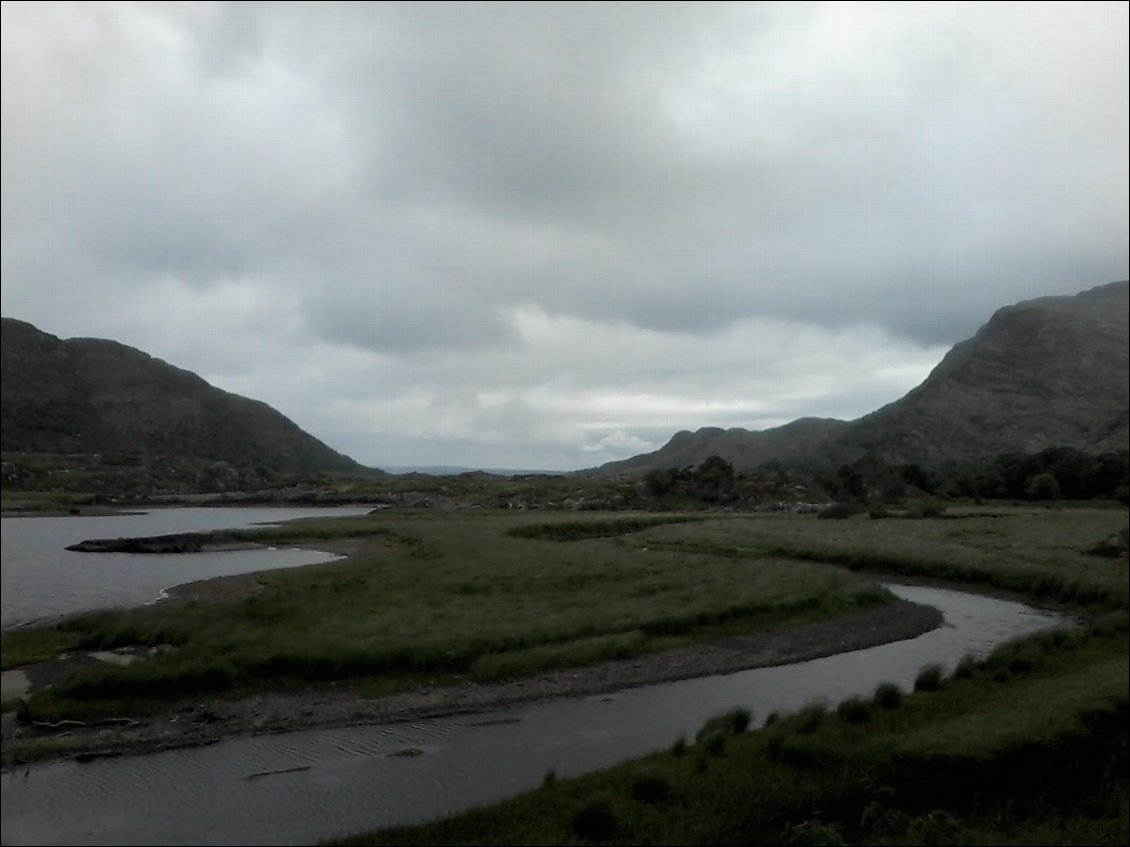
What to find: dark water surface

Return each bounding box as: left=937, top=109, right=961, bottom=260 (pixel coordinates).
left=0, top=585, right=1069, bottom=846
left=1, top=506, right=374, bottom=629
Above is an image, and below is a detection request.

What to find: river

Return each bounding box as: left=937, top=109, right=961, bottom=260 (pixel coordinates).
left=0, top=577, right=1069, bottom=845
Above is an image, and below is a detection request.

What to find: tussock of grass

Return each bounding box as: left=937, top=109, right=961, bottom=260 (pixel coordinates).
left=872, top=682, right=903, bottom=710
left=913, top=663, right=946, bottom=692
left=506, top=514, right=704, bottom=541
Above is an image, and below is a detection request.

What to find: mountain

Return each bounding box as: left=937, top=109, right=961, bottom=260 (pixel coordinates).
left=821, top=280, right=1129, bottom=465
left=1, top=318, right=361, bottom=474
left=595, top=418, right=850, bottom=475
left=597, top=280, right=1130, bottom=473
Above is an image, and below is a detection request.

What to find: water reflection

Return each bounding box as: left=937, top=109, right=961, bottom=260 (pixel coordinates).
left=1, top=506, right=373, bottom=628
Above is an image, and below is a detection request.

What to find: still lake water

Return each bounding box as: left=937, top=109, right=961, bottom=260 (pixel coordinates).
left=1, top=506, right=374, bottom=629
left=0, top=510, right=1072, bottom=845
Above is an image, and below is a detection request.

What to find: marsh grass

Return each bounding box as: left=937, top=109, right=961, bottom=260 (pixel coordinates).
left=4, top=510, right=889, bottom=718
left=913, top=663, right=946, bottom=692
left=872, top=682, right=903, bottom=710
left=10, top=502, right=1130, bottom=846
left=1, top=628, right=85, bottom=670
left=636, top=507, right=1130, bottom=609
left=506, top=514, right=704, bottom=541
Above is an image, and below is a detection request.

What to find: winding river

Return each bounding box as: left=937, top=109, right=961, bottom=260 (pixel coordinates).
left=1, top=580, right=1069, bottom=846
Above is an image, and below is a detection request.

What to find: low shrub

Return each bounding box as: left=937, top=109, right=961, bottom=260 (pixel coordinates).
left=873, top=682, right=903, bottom=710
left=914, top=663, right=946, bottom=692
left=791, top=702, right=829, bottom=734
left=780, top=819, right=846, bottom=845
left=951, top=654, right=978, bottom=681
left=837, top=696, right=872, bottom=724
left=818, top=502, right=860, bottom=520
left=915, top=498, right=947, bottom=518
left=631, top=766, right=671, bottom=803
left=571, top=794, right=617, bottom=840
left=695, top=706, right=752, bottom=742
left=701, top=731, right=727, bottom=757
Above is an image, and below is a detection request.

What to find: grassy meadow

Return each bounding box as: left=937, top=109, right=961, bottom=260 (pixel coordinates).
left=2, top=503, right=1127, bottom=844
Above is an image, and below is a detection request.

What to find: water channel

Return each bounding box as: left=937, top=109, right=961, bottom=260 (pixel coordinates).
left=1, top=581, right=1070, bottom=846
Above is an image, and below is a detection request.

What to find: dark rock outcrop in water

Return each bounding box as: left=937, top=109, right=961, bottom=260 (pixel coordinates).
left=66, top=533, right=211, bottom=554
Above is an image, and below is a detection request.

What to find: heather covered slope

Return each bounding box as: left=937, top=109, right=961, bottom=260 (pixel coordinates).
left=1, top=318, right=361, bottom=474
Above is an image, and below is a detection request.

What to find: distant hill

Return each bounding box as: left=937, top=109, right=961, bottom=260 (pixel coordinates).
left=596, top=280, right=1130, bottom=474
left=595, top=417, right=850, bottom=475
left=381, top=465, right=566, bottom=477
left=1, top=318, right=362, bottom=474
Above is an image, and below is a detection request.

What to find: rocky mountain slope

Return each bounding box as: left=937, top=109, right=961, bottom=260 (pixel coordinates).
left=597, top=280, right=1129, bottom=473
left=1, top=318, right=361, bottom=474
left=822, top=280, right=1128, bottom=465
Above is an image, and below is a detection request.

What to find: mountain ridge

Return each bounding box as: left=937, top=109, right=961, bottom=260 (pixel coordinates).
left=1, top=317, right=361, bottom=474
left=594, top=280, right=1129, bottom=474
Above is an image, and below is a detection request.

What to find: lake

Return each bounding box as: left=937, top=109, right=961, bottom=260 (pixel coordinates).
left=0, top=506, right=374, bottom=629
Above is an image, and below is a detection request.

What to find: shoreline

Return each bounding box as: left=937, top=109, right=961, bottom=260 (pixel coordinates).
left=1, top=591, right=941, bottom=768
left=2, top=534, right=955, bottom=768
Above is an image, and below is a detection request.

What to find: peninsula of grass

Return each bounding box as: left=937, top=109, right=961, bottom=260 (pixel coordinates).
left=2, top=509, right=889, bottom=721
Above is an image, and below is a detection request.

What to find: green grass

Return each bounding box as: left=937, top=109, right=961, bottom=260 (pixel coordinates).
left=6, top=504, right=1128, bottom=844
left=506, top=515, right=705, bottom=541
left=5, top=510, right=889, bottom=720
left=1, top=628, right=85, bottom=670
left=635, top=507, right=1130, bottom=608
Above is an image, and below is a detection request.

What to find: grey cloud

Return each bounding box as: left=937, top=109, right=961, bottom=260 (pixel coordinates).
left=2, top=2, right=1126, bottom=468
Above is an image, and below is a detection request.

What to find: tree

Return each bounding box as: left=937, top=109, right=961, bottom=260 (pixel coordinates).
left=694, top=455, right=734, bottom=501
left=1026, top=472, right=1061, bottom=501
left=644, top=468, right=674, bottom=496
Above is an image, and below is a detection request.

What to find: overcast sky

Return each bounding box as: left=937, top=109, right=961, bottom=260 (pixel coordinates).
left=2, top=2, right=1127, bottom=471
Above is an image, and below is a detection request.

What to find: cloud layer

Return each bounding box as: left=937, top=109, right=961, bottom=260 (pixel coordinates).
left=3, top=2, right=1127, bottom=469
